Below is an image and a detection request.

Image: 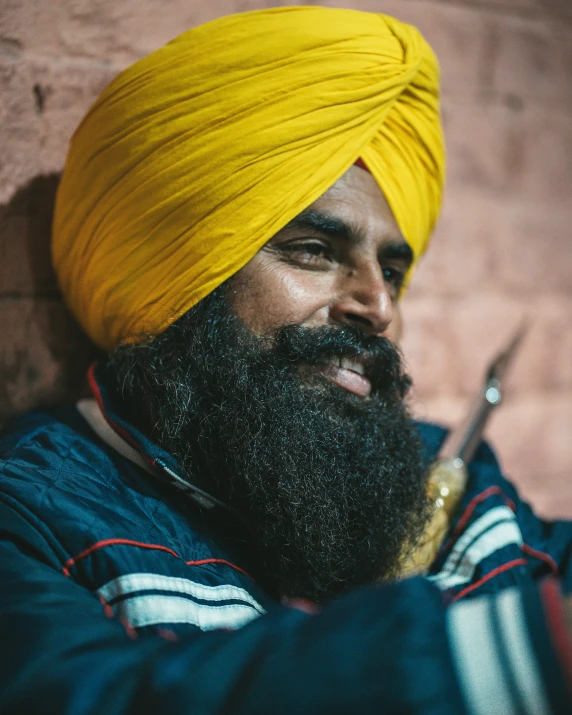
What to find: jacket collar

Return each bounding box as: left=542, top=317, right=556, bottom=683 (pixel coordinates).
left=85, top=362, right=227, bottom=510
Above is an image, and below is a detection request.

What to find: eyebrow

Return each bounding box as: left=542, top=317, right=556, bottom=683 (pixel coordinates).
left=281, top=208, right=414, bottom=266
left=283, top=209, right=361, bottom=243
left=379, top=240, right=414, bottom=266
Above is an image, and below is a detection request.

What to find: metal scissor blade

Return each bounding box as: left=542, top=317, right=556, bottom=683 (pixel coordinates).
left=486, top=320, right=528, bottom=384
left=439, top=320, right=528, bottom=463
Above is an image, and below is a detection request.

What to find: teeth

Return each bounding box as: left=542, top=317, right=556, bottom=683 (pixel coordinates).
left=340, top=358, right=365, bottom=376
left=317, top=357, right=367, bottom=377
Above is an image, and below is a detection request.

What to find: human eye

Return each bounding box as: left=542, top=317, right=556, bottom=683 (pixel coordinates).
left=279, top=240, right=335, bottom=268
left=382, top=265, right=406, bottom=296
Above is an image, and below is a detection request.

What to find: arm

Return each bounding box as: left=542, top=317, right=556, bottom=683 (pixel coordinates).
left=0, top=499, right=569, bottom=715
left=0, top=519, right=461, bottom=714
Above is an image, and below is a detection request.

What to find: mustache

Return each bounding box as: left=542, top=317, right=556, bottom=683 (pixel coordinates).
left=103, top=287, right=429, bottom=600
left=270, top=324, right=412, bottom=399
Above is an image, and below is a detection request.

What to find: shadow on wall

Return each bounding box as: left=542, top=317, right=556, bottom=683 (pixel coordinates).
left=0, top=174, right=101, bottom=424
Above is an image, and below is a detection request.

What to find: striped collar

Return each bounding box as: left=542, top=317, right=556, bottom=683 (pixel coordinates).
left=81, top=362, right=227, bottom=511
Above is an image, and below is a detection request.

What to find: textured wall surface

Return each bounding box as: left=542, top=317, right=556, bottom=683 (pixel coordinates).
left=1, top=0, right=571, bottom=516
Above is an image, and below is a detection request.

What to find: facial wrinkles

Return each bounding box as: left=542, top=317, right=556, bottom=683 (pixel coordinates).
left=228, top=167, right=412, bottom=345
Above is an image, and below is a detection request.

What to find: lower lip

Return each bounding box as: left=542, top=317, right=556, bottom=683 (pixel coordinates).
left=320, top=366, right=372, bottom=397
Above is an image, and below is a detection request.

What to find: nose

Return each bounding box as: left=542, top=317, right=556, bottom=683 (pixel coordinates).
left=328, top=263, right=394, bottom=336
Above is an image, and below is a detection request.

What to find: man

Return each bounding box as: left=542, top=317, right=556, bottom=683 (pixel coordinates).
left=0, top=7, right=571, bottom=714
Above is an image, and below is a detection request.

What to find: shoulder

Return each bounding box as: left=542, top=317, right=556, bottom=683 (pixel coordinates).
left=0, top=406, right=274, bottom=632
left=0, top=407, right=167, bottom=549
left=0, top=406, right=227, bottom=577
left=415, top=420, right=572, bottom=598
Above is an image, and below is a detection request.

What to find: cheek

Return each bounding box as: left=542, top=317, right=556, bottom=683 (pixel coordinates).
left=228, top=260, right=331, bottom=336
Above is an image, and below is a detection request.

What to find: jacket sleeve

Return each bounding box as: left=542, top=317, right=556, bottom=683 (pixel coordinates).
left=513, top=489, right=572, bottom=594
left=418, top=421, right=572, bottom=595
left=471, top=438, right=572, bottom=594
left=0, top=498, right=569, bottom=715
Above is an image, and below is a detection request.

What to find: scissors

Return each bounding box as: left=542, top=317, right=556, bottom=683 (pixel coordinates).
left=398, top=322, right=527, bottom=577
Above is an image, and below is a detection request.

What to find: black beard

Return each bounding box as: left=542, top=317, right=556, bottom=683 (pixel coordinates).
left=104, top=287, right=430, bottom=603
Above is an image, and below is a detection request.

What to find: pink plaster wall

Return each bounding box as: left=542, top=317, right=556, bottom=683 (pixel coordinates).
left=1, top=0, right=571, bottom=516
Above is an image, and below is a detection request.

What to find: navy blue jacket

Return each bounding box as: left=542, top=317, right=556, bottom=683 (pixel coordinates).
left=0, top=368, right=571, bottom=713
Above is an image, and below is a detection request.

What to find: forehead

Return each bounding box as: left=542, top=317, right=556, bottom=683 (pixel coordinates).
left=306, top=164, right=405, bottom=245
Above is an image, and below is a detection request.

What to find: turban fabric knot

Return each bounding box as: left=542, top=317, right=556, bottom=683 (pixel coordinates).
left=52, top=6, right=445, bottom=351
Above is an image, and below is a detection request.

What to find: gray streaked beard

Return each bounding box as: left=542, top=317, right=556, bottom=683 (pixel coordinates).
left=103, top=286, right=430, bottom=603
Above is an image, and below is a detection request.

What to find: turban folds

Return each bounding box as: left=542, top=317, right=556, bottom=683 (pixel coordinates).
left=52, top=6, right=445, bottom=351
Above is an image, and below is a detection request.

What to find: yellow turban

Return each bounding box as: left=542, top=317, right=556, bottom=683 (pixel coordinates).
left=53, top=6, right=445, bottom=351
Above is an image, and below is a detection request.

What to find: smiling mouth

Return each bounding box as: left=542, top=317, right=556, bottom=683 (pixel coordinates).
left=316, top=357, right=372, bottom=398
